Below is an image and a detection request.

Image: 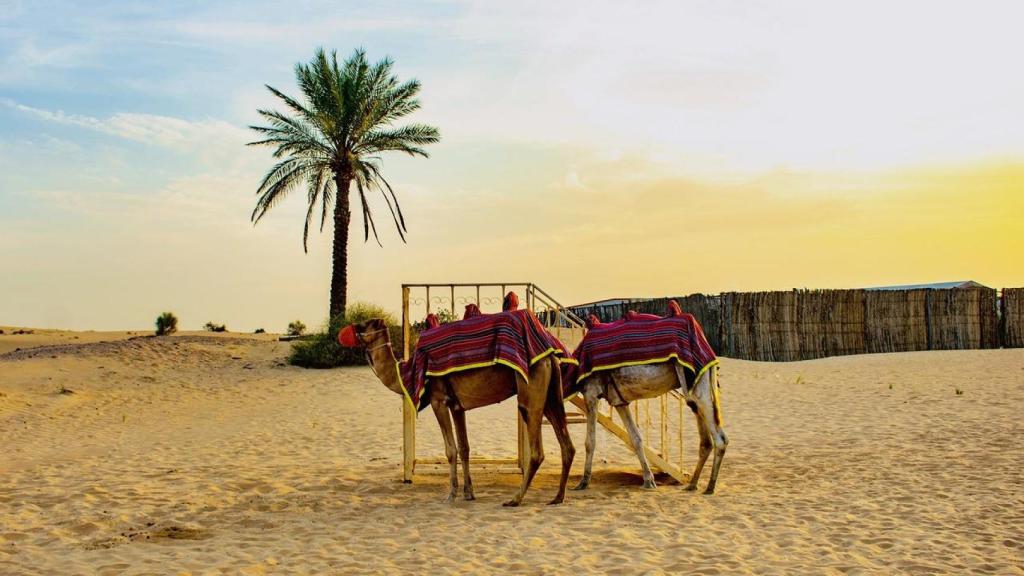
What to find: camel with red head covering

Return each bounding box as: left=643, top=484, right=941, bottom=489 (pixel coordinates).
left=569, top=301, right=728, bottom=494
left=339, top=292, right=575, bottom=507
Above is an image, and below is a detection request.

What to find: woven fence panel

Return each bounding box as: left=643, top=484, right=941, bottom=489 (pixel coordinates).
left=724, top=291, right=800, bottom=361
left=926, top=288, right=998, bottom=350
left=865, top=289, right=929, bottom=353
left=573, top=302, right=629, bottom=324
left=979, top=288, right=1000, bottom=349
left=1001, top=288, right=1024, bottom=348
left=797, top=290, right=866, bottom=359
left=680, top=294, right=723, bottom=354
left=631, top=298, right=670, bottom=316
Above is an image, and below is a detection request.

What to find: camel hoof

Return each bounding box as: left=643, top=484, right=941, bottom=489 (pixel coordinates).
left=685, top=484, right=699, bottom=492
left=572, top=482, right=589, bottom=491
left=547, top=497, right=564, bottom=506
left=463, top=493, right=476, bottom=501
left=641, top=481, right=657, bottom=490
left=703, top=487, right=716, bottom=495
left=502, top=500, right=521, bottom=507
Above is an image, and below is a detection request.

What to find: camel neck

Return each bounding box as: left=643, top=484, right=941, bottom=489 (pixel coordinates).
left=366, top=335, right=403, bottom=397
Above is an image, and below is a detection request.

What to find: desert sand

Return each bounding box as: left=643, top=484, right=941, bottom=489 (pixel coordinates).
left=1, top=329, right=1022, bottom=575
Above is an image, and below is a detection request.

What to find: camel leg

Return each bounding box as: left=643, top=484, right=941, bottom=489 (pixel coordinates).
left=677, top=365, right=728, bottom=494
left=573, top=382, right=600, bottom=490
left=543, top=370, right=575, bottom=505
left=451, top=407, right=475, bottom=501
left=614, top=402, right=657, bottom=489
left=685, top=400, right=712, bottom=491
left=504, top=372, right=547, bottom=507
left=430, top=398, right=459, bottom=503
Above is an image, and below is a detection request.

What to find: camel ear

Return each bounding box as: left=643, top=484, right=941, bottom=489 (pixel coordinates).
left=668, top=300, right=683, bottom=317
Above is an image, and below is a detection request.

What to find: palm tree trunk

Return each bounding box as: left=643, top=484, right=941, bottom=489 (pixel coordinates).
left=330, top=172, right=352, bottom=320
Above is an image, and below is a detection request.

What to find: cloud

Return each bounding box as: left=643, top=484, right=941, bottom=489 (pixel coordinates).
left=424, top=0, right=1024, bottom=174
left=4, top=99, right=248, bottom=152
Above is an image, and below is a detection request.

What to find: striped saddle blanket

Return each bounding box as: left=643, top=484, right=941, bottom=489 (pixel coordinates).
left=564, top=303, right=719, bottom=393
left=399, top=309, right=572, bottom=411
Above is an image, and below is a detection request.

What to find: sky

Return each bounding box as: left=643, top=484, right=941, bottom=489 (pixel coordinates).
left=1, top=0, right=1022, bottom=331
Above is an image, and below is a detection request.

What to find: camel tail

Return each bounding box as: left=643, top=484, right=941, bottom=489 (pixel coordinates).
left=548, top=357, right=565, bottom=405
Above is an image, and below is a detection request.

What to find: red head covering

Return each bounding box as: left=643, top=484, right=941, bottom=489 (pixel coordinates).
left=464, top=303, right=482, bottom=319
left=338, top=325, right=359, bottom=347
left=502, top=291, right=519, bottom=311
left=668, top=300, right=683, bottom=317
left=425, top=313, right=440, bottom=330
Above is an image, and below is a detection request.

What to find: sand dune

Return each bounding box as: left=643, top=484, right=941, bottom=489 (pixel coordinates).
left=1, top=330, right=1021, bottom=574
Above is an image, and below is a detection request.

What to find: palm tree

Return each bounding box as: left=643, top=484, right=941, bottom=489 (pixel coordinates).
left=249, top=48, right=440, bottom=319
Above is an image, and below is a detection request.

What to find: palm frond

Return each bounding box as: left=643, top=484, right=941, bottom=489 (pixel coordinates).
left=320, top=177, right=335, bottom=233
left=252, top=158, right=320, bottom=223
left=363, top=160, right=407, bottom=242
left=358, top=124, right=440, bottom=156
left=302, top=167, right=332, bottom=252
left=353, top=175, right=382, bottom=247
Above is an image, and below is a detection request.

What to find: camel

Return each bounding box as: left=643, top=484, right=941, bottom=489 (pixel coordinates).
left=341, top=317, right=575, bottom=507
left=569, top=306, right=728, bottom=494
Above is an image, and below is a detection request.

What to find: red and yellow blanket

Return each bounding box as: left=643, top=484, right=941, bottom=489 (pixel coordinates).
left=564, top=302, right=719, bottom=392
left=399, top=309, right=573, bottom=411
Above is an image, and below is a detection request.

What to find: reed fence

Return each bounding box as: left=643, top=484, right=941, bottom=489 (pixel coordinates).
left=570, top=286, right=1017, bottom=361
left=1002, top=288, right=1024, bottom=348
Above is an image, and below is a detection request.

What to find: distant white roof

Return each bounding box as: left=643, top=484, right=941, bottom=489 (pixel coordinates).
left=865, top=280, right=987, bottom=291
left=568, top=298, right=646, bottom=308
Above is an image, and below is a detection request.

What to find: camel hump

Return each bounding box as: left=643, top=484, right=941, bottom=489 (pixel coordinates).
left=503, top=291, right=519, bottom=311
left=464, top=303, right=482, bottom=319
left=425, top=314, right=440, bottom=329
left=668, top=300, right=683, bottom=317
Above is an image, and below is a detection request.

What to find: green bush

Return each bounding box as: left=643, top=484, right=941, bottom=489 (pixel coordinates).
left=289, top=302, right=405, bottom=368
left=155, top=312, right=178, bottom=336
left=204, top=321, right=227, bottom=332
left=287, top=320, right=306, bottom=336
left=411, top=307, right=459, bottom=332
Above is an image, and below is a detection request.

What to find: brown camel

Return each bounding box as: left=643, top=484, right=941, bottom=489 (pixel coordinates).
left=345, top=318, right=575, bottom=507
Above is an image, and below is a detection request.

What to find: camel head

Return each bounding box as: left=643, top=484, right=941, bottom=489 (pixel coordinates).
left=338, top=319, right=405, bottom=397
left=338, top=318, right=389, bottom=348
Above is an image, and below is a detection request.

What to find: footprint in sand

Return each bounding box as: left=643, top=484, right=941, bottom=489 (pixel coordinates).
left=84, top=525, right=211, bottom=550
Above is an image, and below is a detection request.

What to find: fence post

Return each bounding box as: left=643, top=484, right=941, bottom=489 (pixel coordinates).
left=925, top=289, right=933, bottom=350
left=401, top=285, right=415, bottom=483
left=999, top=288, right=1005, bottom=348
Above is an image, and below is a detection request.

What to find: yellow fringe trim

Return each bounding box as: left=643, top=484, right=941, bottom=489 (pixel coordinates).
left=394, top=361, right=417, bottom=413
left=711, top=365, right=724, bottom=427
left=423, top=347, right=570, bottom=383
left=576, top=355, right=720, bottom=386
